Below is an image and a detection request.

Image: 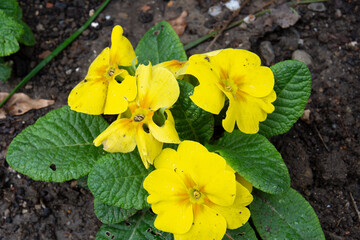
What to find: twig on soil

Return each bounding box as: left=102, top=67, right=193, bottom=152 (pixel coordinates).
left=205, top=0, right=251, bottom=51
left=183, top=0, right=328, bottom=51
left=0, top=0, right=112, bottom=108
left=225, top=233, right=235, bottom=240
left=313, top=125, right=330, bottom=152
left=349, top=192, right=360, bottom=223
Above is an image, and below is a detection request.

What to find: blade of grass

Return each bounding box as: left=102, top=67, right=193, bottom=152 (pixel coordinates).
left=0, top=0, right=111, bottom=108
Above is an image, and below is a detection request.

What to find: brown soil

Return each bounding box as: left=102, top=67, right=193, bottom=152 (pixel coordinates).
left=1, top=0, right=359, bottom=239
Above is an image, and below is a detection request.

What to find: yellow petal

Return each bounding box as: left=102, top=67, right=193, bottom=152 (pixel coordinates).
left=153, top=199, right=193, bottom=234
left=174, top=204, right=226, bottom=240
left=103, top=75, right=137, bottom=114
left=148, top=110, right=180, bottom=144
left=68, top=77, right=107, bottom=115
left=203, top=168, right=236, bottom=206
left=187, top=55, right=225, bottom=114
left=136, top=125, right=163, bottom=168
left=236, top=174, right=253, bottom=193
left=236, top=66, right=274, bottom=98
left=177, top=141, right=236, bottom=205
left=203, top=49, right=223, bottom=57
left=109, top=25, right=136, bottom=67
left=155, top=60, right=189, bottom=78
left=93, top=118, right=136, bottom=152
left=137, top=64, right=180, bottom=110
left=213, top=49, right=261, bottom=73
left=222, top=93, right=237, bottom=132
left=143, top=169, right=192, bottom=234
left=86, top=47, right=110, bottom=79
left=154, top=148, right=179, bottom=170
left=233, top=91, right=275, bottom=134
left=208, top=182, right=252, bottom=229
left=143, top=169, right=188, bottom=204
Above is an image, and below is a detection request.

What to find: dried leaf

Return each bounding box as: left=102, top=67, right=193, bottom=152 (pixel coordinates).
left=140, top=4, right=152, bottom=13
left=271, top=4, right=300, bottom=28
left=167, top=10, right=188, bottom=36
left=0, top=92, right=55, bottom=119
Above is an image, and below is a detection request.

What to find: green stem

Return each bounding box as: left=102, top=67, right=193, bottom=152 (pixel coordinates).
left=183, top=0, right=328, bottom=51
left=0, top=0, right=112, bottom=108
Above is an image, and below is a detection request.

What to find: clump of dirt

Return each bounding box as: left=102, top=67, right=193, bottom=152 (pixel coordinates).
left=1, top=0, right=359, bottom=239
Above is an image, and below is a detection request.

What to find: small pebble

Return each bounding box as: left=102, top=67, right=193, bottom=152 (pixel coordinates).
left=89, top=9, right=95, bottom=17
left=65, top=69, right=72, bottom=75
left=292, top=50, right=313, bottom=66
left=91, top=22, right=100, bottom=29
left=4, top=209, right=10, bottom=218
left=225, top=0, right=240, bottom=11
left=308, top=3, right=326, bottom=12
left=105, top=15, right=111, bottom=20
left=335, top=9, right=342, bottom=18
left=259, top=41, right=275, bottom=66
left=208, top=4, right=222, bottom=17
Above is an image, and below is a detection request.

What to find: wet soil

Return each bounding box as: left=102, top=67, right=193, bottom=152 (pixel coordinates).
left=1, top=0, right=359, bottom=239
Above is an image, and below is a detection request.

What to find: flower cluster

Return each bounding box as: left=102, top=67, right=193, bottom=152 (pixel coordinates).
left=68, top=25, right=276, bottom=239
left=144, top=141, right=253, bottom=239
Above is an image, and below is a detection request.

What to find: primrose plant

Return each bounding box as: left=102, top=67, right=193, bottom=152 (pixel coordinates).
left=0, top=0, right=35, bottom=81
left=7, top=22, right=325, bottom=240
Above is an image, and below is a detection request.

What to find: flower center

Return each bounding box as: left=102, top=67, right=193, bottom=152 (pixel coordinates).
left=134, top=114, right=145, bottom=122
left=107, top=66, right=116, bottom=77
left=193, top=190, right=201, bottom=200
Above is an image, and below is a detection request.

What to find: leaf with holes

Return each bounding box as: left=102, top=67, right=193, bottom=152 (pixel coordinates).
left=206, top=130, right=290, bottom=194
left=135, top=21, right=187, bottom=65
left=94, top=198, right=138, bottom=224
left=251, top=188, right=325, bottom=240
left=224, top=222, right=258, bottom=240
left=170, top=80, right=214, bottom=144
left=95, top=210, right=173, bottom=240
left=259, top=60, right=311, bottom=137
left=88, top=151, right=152, bottom=210
left=6, top=106, right=109, bottom=182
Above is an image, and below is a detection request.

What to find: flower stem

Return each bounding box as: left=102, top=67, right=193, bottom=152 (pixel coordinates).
left=0, top=0, right=112, bottom=108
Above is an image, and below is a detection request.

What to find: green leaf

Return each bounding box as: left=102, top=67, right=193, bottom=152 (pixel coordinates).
left=135, top=21, right=187, bottom=65
left=6, top=106, right=109, bottom=182
left=259, top=60, right=312, bottom=137
left=95, top=210, right=173, bottom=240
left=251, top=188, right=325, bottom=240
left=171, top=80, right=214, bottom=144
left=0, top=0, right=19, bottom=19
left=94, top=198, right=138, bottom=224
left=0, top=62, right=11, bottom=81
left=88, top=151, right=152, bottom=210
left=224, top=222, right=258, bottom=240
left=0, top=9, right=23, bottom=57
left=206, top=130, right=290, bottom=194
left=17, top=20, right=35, bottom=46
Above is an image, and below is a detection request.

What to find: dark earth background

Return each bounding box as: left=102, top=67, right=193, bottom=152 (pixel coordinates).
left=1, top=0, right=359, bottom=239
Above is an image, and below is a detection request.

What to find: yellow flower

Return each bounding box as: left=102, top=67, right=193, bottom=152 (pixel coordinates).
left=93, top=63, right=181, bottom=168
left=143, top=141, right=253, bottom=240
left=186, top=49, right=276, bottom=134
left=68, top=25, right=137, bottom=115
